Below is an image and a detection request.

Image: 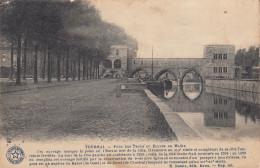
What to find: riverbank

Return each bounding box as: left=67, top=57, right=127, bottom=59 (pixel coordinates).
left=143, top=89, right=201, bottom=142
left=205, top=79, right=260, bottom=93
left=0, top=79, right=176, bottom=142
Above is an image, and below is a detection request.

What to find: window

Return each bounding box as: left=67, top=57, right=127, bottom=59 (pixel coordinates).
left=218, top=54, right=222, bottom=59
left=114, top=59, right=121, bottom=69
left=214, top=112, right=218, bottom=118
left=224, top=112, right=228, bottom=118
left=219, top=67, right=222, bottom=73
left=214, top=98, right=218, bottom=104
left=2, top=54, right=6, bottom=62
left=219, top=98, right=222, bottom=104
left=219, top=112, right=223, bottom=118
left=214, top=67, right=218, bottom=73
left=224, top=99, right=227, bottom=105
left=116, top=49, right=119, bottom=55
left=214, top=54, right=218, bottom=59
left=223, top=54, right=227, bottom=59
left=214, top=111, right=227, bottom=119
left=223, top=67, right=227, bottom=73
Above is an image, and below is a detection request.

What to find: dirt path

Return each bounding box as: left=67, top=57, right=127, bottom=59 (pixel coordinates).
left=0, top=79, right=176, bottom=142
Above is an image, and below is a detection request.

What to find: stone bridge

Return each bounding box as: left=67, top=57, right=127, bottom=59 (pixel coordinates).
left=129, top=58, right=206, bottom=82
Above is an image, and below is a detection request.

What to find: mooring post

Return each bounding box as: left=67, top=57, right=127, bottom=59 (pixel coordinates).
left=116, top=84, right=121, bottom=97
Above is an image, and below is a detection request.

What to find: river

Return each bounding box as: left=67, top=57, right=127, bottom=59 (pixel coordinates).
left=160, top=83, right=260, bottom=141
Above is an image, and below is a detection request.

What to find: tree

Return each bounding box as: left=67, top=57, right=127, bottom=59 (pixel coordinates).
left=1, top=0, right=138, bottom=84
left=235, top=46, right=259, bottom=78
left=0, top=1, right=25, bottom=85
left=10, top=40, right=14, bottom=80
left=235, top=49, right=246, bottom=67
left=0, top=0, right=63, bottom=84
left=23, top=38, right=27, bottom=79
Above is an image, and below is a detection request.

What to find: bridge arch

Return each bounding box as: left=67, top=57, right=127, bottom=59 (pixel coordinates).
left=103, top=74, right=113, bottom=78
left=180, top=68, right=204, bottom=101
left=129, top=67, right=149, bottom=78
left=154, top=69, right=177, bottom=81
left=114, top=59, right=121, bottom=69
left=180, top=68, right=203, bottom=84
left=104, top=59, right=112, bottom=68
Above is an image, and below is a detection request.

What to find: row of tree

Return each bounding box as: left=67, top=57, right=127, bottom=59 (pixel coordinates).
left=235, top=46, right=259, bottom=78
left=235, top=46, right=259, bottom=68
left=0, top=0, right=138, bottom=85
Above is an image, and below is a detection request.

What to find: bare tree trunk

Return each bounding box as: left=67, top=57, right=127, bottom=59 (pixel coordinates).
left=70, top=57, right=73, bottom=79
left=97, top=62, right=99, bottom=79
left=47, top=47, right=51, bottom=83
left=51, top=54, right=53, bottom=78
left=57, top=52, right=61, bottom=82
left=94, top=61, right=97, bottom=79
left=93, top=60, right=95, bottom=79
left=97, top=61, right=99, bottom=79
left=86, top=60, right=89, bottom=79
left=9, top=41, right=14, bottom=80
left=83, top=56, right=86, bottom=80
left=66, top=48, right=69, bottom=81
left=42, top=49, right=46, bottom=79
left=73, top=54, right=76, bottom=81
left=62, top=52, right=65, bottom=78
left=78, top=53, right=80, bottom=80
left=33, top=44, right=38, bottom=84
left=23, top=38, right=27, bottom=80
left=89, top=59, right=92, bottom=79
left=16, top=34, right=22, bottom=85
left=92, top=60, right=95, bottom=79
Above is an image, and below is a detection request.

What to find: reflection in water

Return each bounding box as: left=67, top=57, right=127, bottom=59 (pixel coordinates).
left=235, top=101, right=260, bottom=124
left=164, top=81, right=178, bottom=99
left=158, top=71, right=178, bottom=99
left=182, top=71, right=203, bottom=100
left=183, top=84, right=202, bottom=100
left=204, top=94, right=236, bottom=128
left=160, top=84, right=260, bottom=140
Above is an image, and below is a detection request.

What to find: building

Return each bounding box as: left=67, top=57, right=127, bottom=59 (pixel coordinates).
left=0, top=38, right=17, bottom=78
left=0, top=38, right=43, bottom=79
left=101, top=45, right=128, bottom=78
left=203, top=45, right=235, bottom=79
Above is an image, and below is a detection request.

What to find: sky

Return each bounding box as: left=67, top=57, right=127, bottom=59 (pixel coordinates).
left=91, top=0, right=259, bottom=58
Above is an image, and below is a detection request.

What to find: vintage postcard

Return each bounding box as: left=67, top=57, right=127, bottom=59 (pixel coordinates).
left=0, top=0, right=259, bottom=167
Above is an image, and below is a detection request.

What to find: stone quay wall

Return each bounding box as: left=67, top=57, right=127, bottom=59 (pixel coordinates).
left=205, top=79, right=259, bottom=104
left=205, top=79, right=260, bottom=93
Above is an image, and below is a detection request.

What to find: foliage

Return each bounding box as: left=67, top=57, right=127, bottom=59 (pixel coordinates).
left=0, top=0, right=138, bottom=82
left=0, top=0, right=138, bottom=60
left=235, top=47, right=259, bottom=67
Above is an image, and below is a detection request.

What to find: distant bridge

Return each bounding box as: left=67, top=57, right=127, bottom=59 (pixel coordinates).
left=129, top=58, right=206, bottom=82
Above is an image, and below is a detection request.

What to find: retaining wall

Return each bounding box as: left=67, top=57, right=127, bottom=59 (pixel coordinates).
left=205, top=79, right=259, bottom=93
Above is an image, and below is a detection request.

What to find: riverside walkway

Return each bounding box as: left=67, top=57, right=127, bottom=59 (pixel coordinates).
left=0, top=78, right=177, bottom=142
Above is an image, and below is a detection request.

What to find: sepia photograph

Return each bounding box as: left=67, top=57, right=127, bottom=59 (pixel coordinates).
left=0, top=0, right=259, bottom=167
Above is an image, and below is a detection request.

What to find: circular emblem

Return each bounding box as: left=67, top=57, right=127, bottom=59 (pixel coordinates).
left=6, top=146, right=25, bottom=164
